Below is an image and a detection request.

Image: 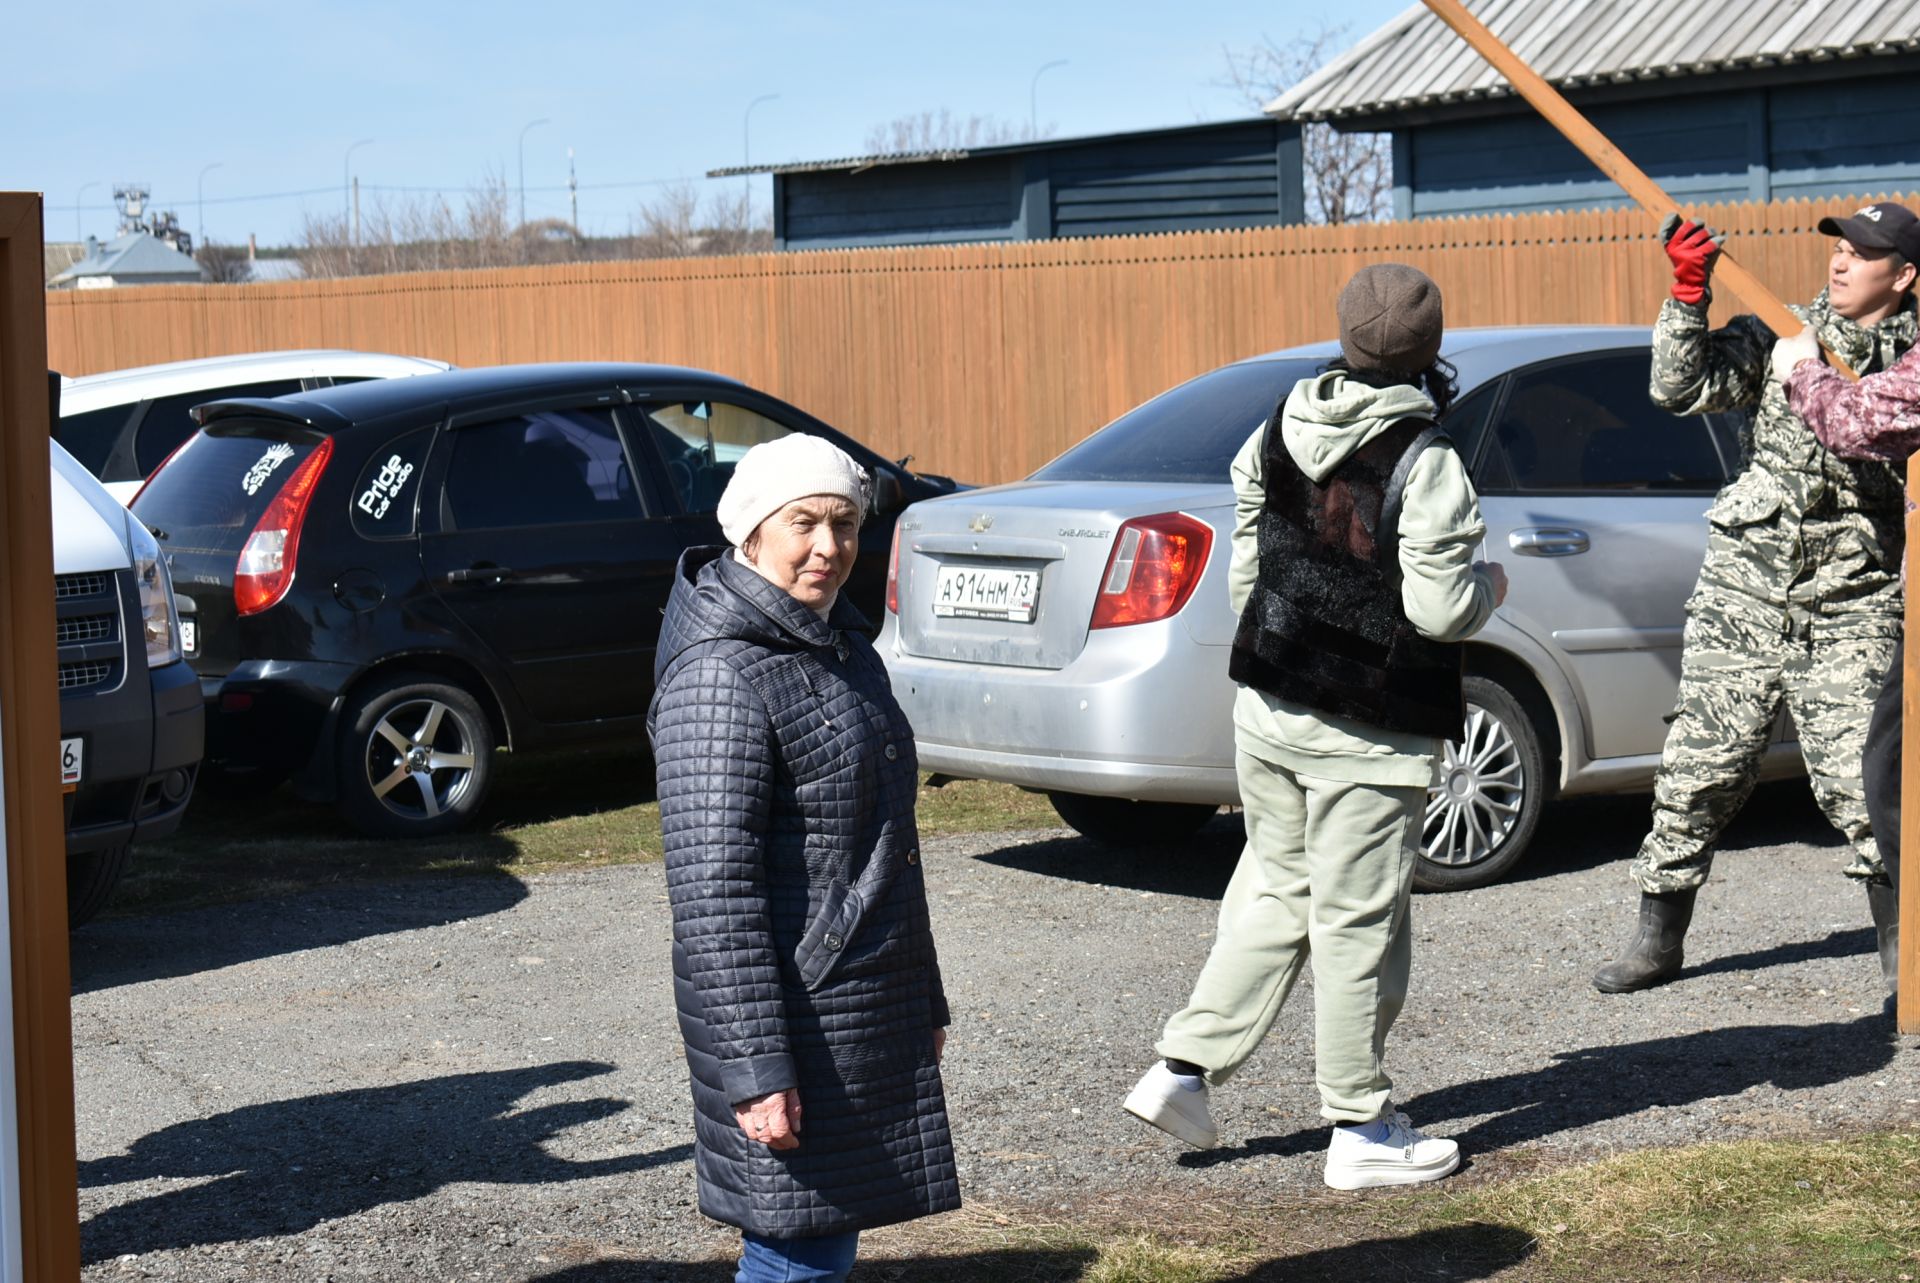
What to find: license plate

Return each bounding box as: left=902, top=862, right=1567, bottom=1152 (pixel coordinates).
left=932, top=565, right=1039, bottom=623
left=179, top=619, right=197, bottom=654
left=61, top=737, right=82, bottom=793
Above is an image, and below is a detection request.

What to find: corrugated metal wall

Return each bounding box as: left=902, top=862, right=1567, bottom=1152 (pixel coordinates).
left=45, top=193, right=1915, bottom=485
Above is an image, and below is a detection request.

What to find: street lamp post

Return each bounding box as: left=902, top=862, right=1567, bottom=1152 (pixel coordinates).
left=1029, top=59, right=1068, bottom=138
left=518, top=118, right=551, bottom=230
left=742, top=94, right=780, bottom=224
left=196, top=162, right=223, bottom=248
left=74, top=182, right=101, bottom=244
left=344, top=138, right=374, bottom=235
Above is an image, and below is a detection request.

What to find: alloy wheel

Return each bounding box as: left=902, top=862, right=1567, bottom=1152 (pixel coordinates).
left=362, top=697, right=479, bottom=823
left=1423, top=702, right=1527, bottom=868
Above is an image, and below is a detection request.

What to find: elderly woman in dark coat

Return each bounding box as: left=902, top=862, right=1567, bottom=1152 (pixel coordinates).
left=647, top=433, right=959, bottom=1282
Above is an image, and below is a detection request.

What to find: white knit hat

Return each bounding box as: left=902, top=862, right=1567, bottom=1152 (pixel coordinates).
left=717, top=434, right=870, bottom=547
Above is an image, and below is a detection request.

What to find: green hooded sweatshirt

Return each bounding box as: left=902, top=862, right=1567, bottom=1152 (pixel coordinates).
left=1228, top=371, right=1499, bottom=787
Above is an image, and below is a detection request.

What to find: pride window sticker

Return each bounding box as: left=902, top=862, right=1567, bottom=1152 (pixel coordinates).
left=357, top=453, right=416, bottom=521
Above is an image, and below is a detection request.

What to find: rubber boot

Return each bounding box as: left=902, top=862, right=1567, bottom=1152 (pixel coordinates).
left=1592, top=889, right=1697, bottom=993
left=1865, top=878, right=1899, bottom=995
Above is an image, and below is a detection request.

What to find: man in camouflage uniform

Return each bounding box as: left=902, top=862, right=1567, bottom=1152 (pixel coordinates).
left=1594, top=204, right=1920, bottom=993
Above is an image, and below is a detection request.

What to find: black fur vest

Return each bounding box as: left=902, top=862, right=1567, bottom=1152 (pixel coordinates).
left=1227, top=416, right=1465, bottom=740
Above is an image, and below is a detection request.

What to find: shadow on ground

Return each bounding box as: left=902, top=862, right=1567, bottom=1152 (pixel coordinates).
left=972, top=779, right=1836, bottom=903
left=69, top=872, right=531, bottom=995
left=74, top=745, right=665, bottom=992
left=1185, top=1011, right=1896, bottom=1170
left=522, top=1222, right=1534, bottom=1282
left=79, top=1061, right=683, bottom=1264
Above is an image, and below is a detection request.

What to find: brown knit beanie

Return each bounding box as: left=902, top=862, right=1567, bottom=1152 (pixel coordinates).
left=1337, top=264, right=1444, bottom=373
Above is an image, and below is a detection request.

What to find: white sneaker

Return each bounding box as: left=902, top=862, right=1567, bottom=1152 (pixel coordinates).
left=1122, top=1062, right=1219, bottom=1148
left=1323, top=1111, right=1460, bottom=1189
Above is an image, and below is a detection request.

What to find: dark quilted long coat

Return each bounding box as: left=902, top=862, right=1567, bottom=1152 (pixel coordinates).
left=647, top=546, right=960, bottom=1237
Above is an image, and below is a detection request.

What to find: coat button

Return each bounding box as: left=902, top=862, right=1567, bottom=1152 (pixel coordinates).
left=884, top=744, right=898, bottom=761
left=906, top=848, right=920, bottom=865
left=825, top=932, right=843, bottom=951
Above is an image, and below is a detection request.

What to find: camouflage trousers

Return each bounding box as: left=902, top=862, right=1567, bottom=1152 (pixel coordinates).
left=1633, top=588, right=1897, bottom=893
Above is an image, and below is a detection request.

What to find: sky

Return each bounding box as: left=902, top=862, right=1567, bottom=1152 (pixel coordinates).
left=1, top=0, right=1410, bottom=249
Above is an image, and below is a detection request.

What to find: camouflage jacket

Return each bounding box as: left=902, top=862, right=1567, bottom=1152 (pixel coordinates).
left=1651, top=290, right=1919, bottom=625
left=1786, top=341, right=1920, bottom=464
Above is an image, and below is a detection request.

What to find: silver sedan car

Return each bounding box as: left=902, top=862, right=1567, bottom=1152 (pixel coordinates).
left=877, top=327, right=1802, bottom=890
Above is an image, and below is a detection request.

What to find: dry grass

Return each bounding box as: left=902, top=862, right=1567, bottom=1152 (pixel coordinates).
left=847, top=1135, right=1920, bottom=1282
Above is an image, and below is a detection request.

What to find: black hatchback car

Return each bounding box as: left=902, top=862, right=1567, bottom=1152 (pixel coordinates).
left=130, top=363, right=959, bottom=838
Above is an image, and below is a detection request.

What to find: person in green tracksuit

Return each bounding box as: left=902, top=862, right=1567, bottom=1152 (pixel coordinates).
left=1123, top=264, right=1505, bottom=1190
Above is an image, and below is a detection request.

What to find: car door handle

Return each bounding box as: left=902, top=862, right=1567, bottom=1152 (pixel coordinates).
left=1508, top=527, right=1590, bottom=557
left=446, top=564, right=513, bottom=586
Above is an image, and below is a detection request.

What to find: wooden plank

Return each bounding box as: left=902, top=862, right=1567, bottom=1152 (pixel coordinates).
left=1417, top=0, right=1857, bottom=378
left=1905, top=455, right=1919, bottom=1033
left=0, top=191, right=83, bottom=1281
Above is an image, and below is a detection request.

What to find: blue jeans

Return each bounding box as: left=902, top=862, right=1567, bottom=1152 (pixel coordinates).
left=736, top=1230, right=860, bottom=1282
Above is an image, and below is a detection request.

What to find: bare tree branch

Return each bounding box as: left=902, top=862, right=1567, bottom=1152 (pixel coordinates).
left=863, top=109, right=1052, bottom=155
left=295, top=172, right=769, bottom=276
left=194, top=241, right=254, bottom=285
left=1222, top=26, right=1392, bottom=225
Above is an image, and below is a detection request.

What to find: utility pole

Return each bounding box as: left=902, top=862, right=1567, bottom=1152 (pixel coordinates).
left=568, top=146, right=579, bottom=246
left=344, top=138, right=373, bottom=227
left=1030, top=60, right=1067, bottom=139
left=518, top=117, right=551, bottom=230
left=197, top=161, right=223, bottom=248
left=743, top=94, right=780, bottom=224
left=75, top=181, right=101, bottom=243
left=352, top=176, right=361, bottom=249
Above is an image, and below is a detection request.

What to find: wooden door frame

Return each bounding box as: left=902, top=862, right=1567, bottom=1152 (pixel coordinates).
left=0, top=192, right=82, bottom=1279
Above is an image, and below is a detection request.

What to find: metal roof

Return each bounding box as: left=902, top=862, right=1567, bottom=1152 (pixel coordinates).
left=708, top=118, right=1276, bottom=178
left=1268, top=0, right=1920, bottom=124
left=48, top=231, right=205, bottom=285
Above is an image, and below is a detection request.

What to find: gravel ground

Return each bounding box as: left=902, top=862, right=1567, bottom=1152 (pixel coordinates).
left=71, top=783, right=1918, bottom=1281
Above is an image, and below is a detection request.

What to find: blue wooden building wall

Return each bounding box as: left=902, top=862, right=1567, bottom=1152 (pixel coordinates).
left=773, top=120, right=1303, bottom=250
left=1393, top=71, right=1920, bottom=219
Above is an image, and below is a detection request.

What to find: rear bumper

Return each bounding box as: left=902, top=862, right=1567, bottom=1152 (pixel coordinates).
left=200, top=658, right=356, bottom=784
left=881, top=616, right=1242, bottom=805
left=63, top=658, right=203, bottom=856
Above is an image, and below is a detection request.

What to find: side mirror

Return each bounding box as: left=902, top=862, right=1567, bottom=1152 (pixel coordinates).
left=870, top=468, right=906, bottom=519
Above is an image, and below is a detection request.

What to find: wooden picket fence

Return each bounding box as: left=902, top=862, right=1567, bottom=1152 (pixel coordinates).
left=44, top=193, right=1916, bottom=484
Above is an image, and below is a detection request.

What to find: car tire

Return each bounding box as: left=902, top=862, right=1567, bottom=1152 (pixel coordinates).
left=335, top=673, right=494, bottom=839
left=1414, top=674, right=1547, bottom=892
left=67, top=845, right=131, bottom=929
left=1047, top=792, right=1218, bottom=848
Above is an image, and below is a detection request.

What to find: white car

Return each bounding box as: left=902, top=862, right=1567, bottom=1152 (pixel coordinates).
left=54, top=434, right=201, bottom=925
left=57, top=350, right=452, bottom=502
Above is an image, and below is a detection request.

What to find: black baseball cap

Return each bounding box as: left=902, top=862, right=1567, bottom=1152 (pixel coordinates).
left=1818, top=202, right=1920, bottom=259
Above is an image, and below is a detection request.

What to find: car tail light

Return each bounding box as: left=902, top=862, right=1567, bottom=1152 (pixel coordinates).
left=234, top=437, right=334, bottom=617
left=1089, top=512, right=1212, bottom=629
left=886, top=522, right=903, bottom=614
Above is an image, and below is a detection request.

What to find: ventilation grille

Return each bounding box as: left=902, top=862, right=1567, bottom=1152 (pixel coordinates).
left=58, top=661, right=114, bottom=691
left=57, top=614, right=115, bottom=646
left=56, top=572, right=110, bottom=600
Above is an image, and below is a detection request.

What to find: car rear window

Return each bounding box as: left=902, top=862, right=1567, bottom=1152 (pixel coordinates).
left=56, top=403, right=136, bottom=477
left=135, top=379, right=306, bottom=477
left=1033, top=359, right=1318, bottom=484
left=130, top=428, right=322, bottom=555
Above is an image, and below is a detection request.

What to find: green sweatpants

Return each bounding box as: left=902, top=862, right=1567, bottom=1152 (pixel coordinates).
left=1157, top=750, right=1423, bottom=1123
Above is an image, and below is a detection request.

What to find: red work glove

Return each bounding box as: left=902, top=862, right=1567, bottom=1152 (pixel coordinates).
left=1660, top=213, right=1725, bottom=306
